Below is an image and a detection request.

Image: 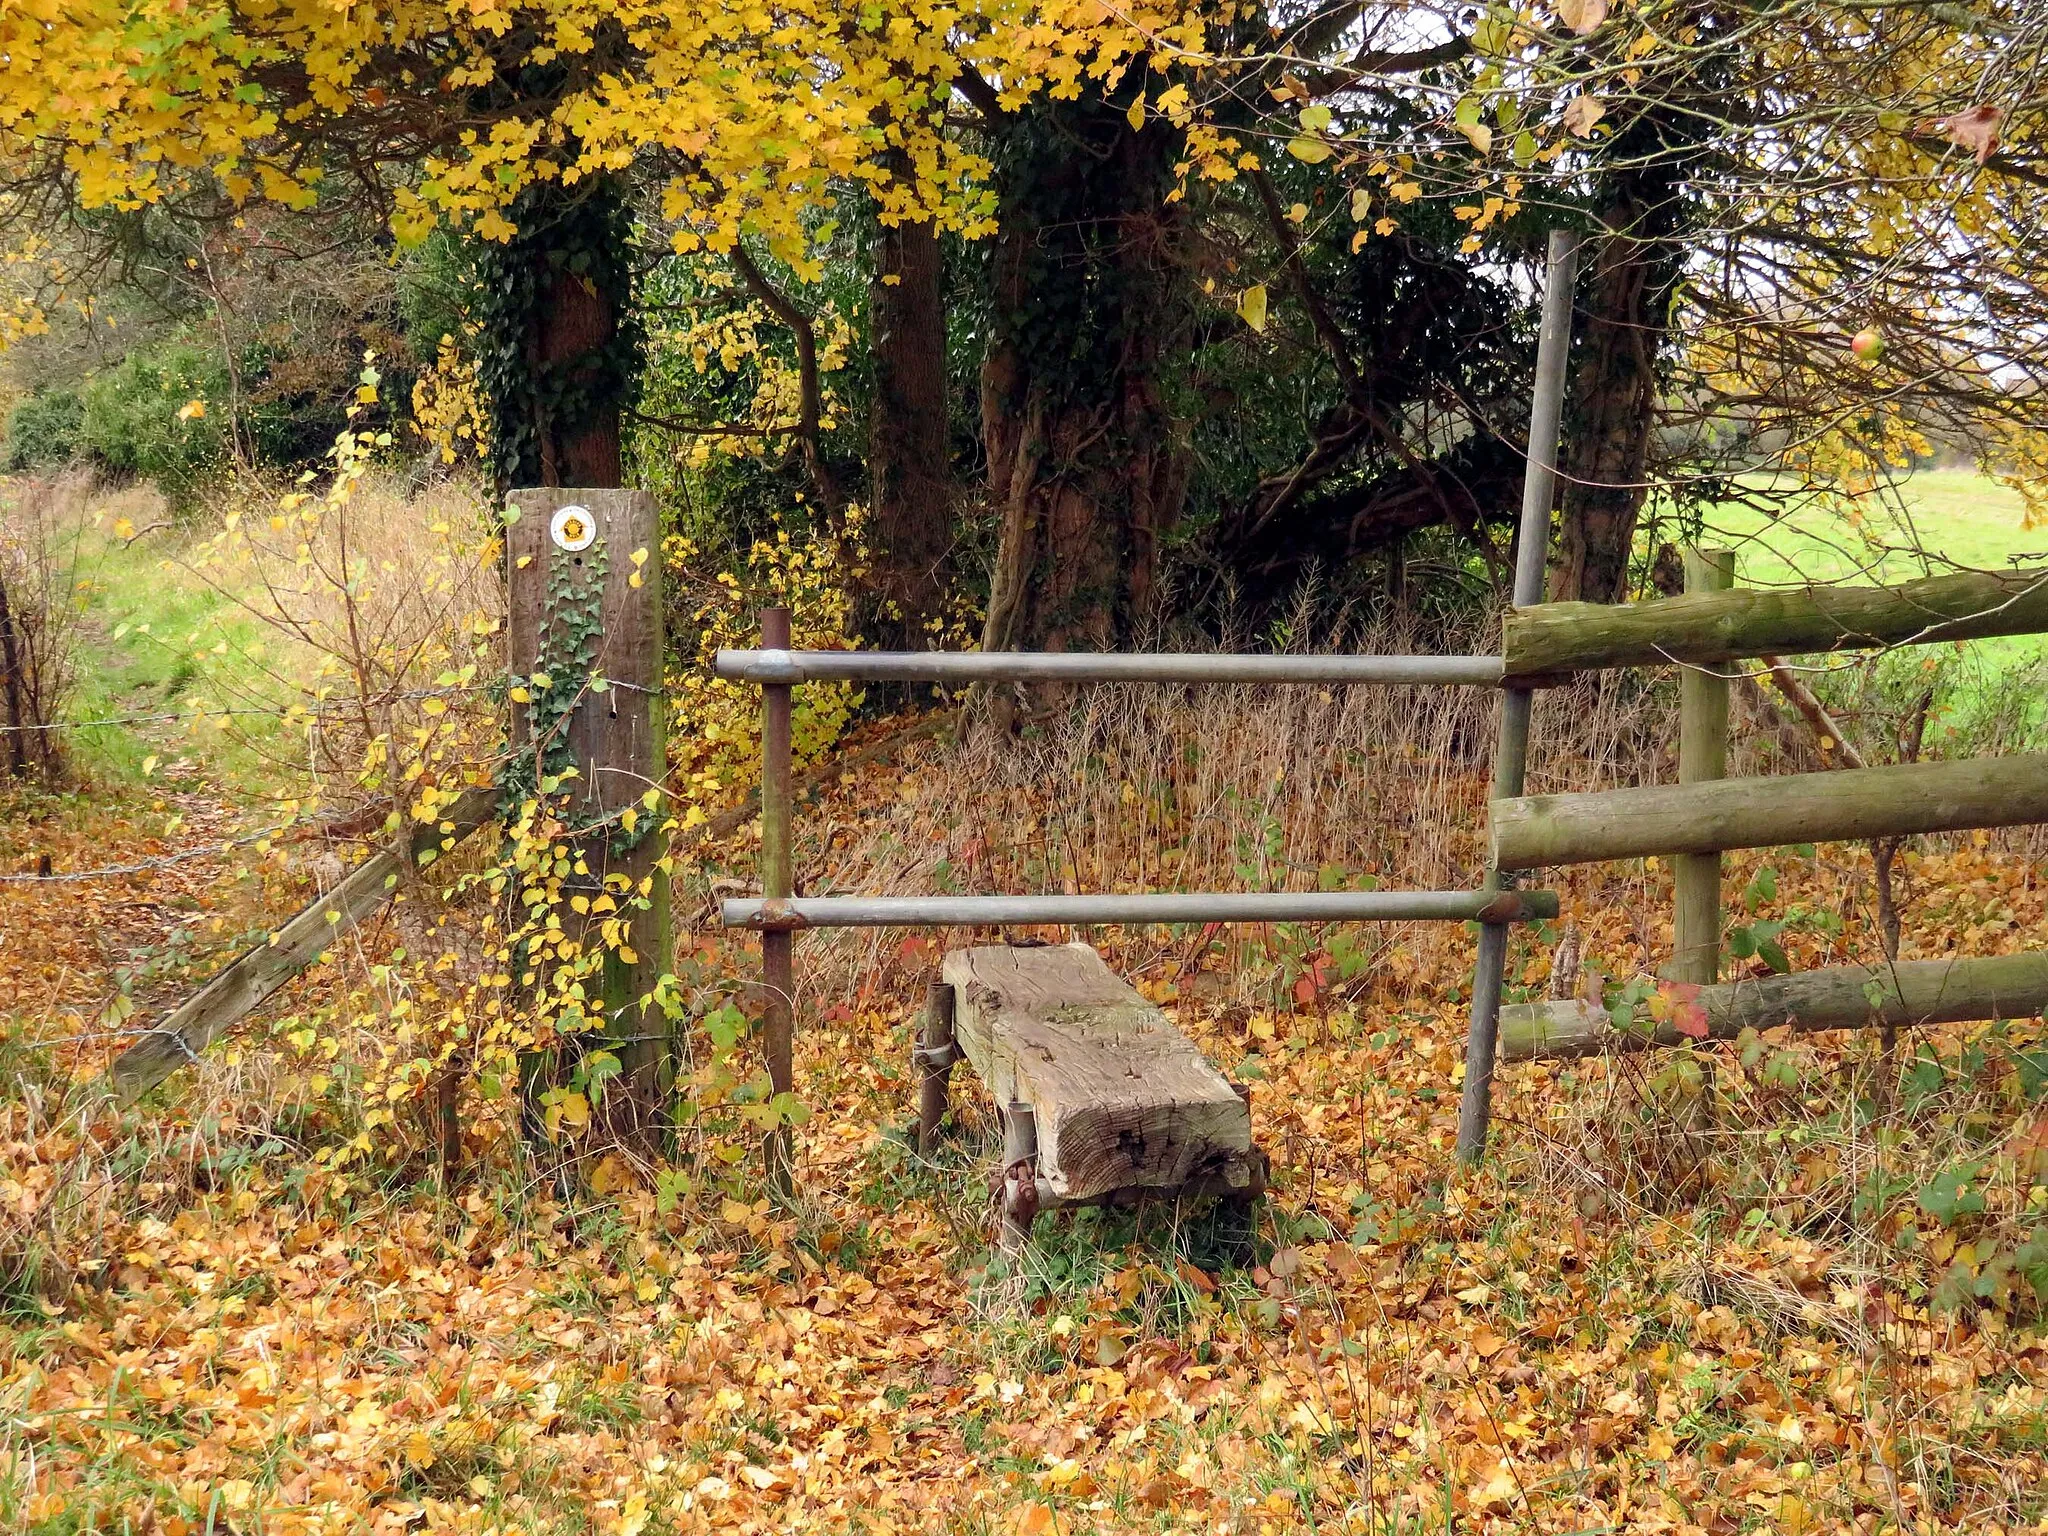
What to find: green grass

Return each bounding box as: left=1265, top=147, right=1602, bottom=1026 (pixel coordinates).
left=58, top=511, right=300, bottom=801
left=1639, top=471, right=2048, bottom=747
left=1684, top=469, right=2048, bottom=590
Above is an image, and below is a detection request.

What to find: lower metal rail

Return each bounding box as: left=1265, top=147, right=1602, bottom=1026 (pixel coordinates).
left=722, top=889, right=1558, bottom=930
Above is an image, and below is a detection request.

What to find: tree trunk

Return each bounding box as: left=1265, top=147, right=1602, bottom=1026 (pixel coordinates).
left=534, top=259, right=623, bottom=487
left=475, top=178, right=639, bottom=495
left=866, top=214, right=953, bottom=646
left=1551, top=169, right=1688, bottom=603
left=0, top=570, right=25, bottom=776
left=978, top=100, right=1187, bottom=655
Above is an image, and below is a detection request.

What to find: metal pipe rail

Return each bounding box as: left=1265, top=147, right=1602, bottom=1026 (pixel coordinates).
left=723, top=889, right=1558, bottom=930
left=715, top=649, right=1505, bottom=687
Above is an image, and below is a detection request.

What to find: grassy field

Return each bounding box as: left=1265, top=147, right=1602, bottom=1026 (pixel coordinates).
left=1687, top=469, right=2048, bottom=589
left=1649, top=471, right=2048, bottom=749
left=52, top=483, right=299, bottom=798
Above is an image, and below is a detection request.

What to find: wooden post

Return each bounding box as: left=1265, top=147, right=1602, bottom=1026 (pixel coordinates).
left=1670, top=549, right=1734, bottom=985
left=505, top=488, right=670, bottom=1128
left=759, top=605, right=796, bottom=1196
left=1457, top=228, right=1579, bottom=1165
left=915, top=981, right=957, bottom=1155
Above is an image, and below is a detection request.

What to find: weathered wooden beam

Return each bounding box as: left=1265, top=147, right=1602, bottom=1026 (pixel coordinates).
left=105, top=786, right=498, bottom=1102
left=1501, top=950, right=2048, bottom=1060
left=942, top=943, right=1258, bottom=1205
left=1491, top=752, right=2048, bottom=869
left=1502, top=566, right=2048, bottom=680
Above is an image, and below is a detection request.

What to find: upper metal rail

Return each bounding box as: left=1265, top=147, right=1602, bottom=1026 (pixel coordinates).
left=714, top=649, right=1506, bottom=687
left=723, top=889, right=1558, bottom=930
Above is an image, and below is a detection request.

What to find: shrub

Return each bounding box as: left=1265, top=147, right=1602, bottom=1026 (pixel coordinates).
left=3, top=388, right=85, bottom=472
left=79, top=341, right=228, bottom=515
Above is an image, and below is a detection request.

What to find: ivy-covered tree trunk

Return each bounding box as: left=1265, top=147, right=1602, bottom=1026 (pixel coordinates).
left=1551, top=129, right=1693, bottom=603
left=978, top=99, right=1188, bottom=654
left=473, top=178, right=642, bottom=493
left=866, top=212, right=953, bottom=646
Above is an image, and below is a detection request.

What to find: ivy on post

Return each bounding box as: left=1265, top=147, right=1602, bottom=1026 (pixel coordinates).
left=506, top=487, right=671, bottom=1143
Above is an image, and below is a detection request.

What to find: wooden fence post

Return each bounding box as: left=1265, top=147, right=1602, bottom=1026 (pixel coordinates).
left=506, top=488, right=671, bottom=1132
left=1670, top=549, right=1734, bottom=985
left=759, top=605, right=796, bottom=1196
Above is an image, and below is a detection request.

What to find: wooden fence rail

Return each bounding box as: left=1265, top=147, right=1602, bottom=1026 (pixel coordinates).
left=1491, top=752, right=2048, bottom=870
left=1503, top=566, right=2048, bottom=679
left=1501, top=950, right=2048, bottom=1060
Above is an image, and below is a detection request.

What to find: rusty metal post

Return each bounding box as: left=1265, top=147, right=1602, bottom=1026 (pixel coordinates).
left=915, top=981, right=957, bottom=1155
left=760, top=605, right=795, bottom=1196
left=998, top=1101, right=1040, bottom=1255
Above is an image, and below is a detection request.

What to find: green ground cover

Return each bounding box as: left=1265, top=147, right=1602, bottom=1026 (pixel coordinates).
left=1651, top=470, right=2048, bottom=754
left=59, top=507, right=297, bottom=799
left=1691, top=469, right=2047, bottom=589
